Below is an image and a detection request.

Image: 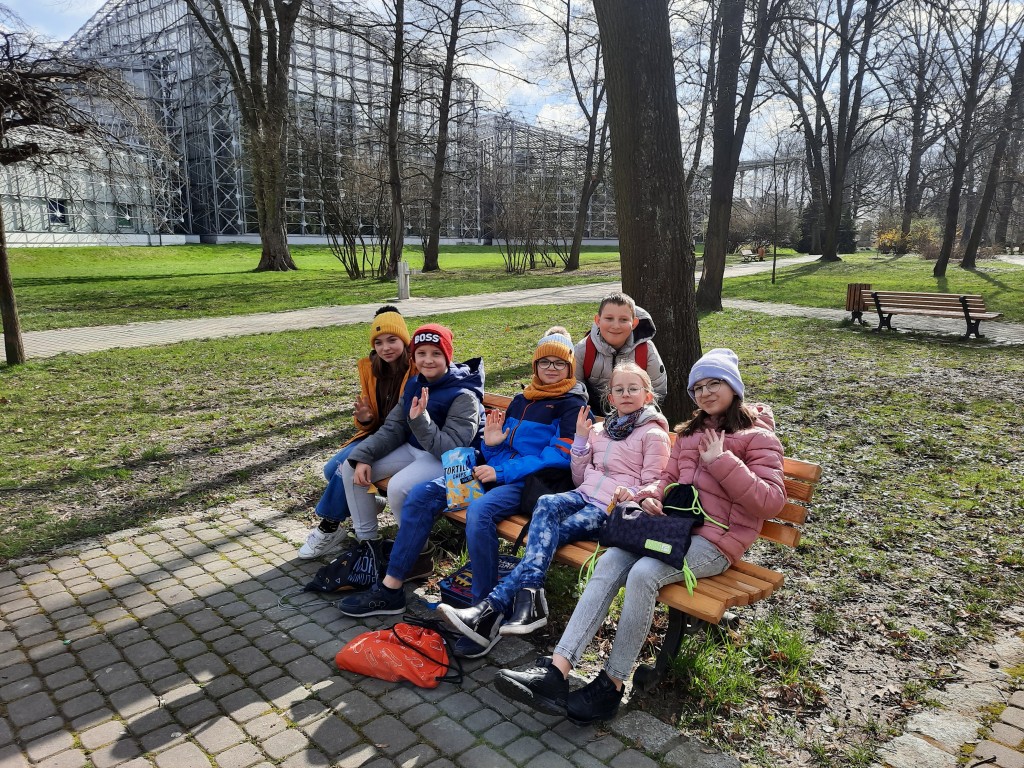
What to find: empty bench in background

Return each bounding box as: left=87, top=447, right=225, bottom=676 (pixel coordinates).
left=861, top=289, right=1002, bottom=339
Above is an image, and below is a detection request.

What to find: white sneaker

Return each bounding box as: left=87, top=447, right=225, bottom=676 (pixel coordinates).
left=298, top=526, right=347, bottom=559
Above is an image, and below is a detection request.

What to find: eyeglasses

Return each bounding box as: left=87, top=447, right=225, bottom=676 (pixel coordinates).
left=611, top=385, right=646, bottom=396
left=537, top=359, right=569, bottom=370
left=692, top=379, right=723, bottom=397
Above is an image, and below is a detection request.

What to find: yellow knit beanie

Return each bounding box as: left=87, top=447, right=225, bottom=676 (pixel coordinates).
left=369, top=305, right=411, bottom=347
left=533, top=331, right=574, bottom=366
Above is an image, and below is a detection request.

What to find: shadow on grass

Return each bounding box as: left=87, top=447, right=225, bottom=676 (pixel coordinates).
left=3, top=408, right=351, bottom=496
left=14, top=270, right=261, bottom=287
left=1, top=430, right=344, bottom=563
left=959, top=265, right=1013, bottom=291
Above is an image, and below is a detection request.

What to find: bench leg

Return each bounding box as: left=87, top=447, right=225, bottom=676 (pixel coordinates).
left=964, top=318, right=984, bottom=339
left=850, top=309, right=864, bottom=325
left=873, top=312, right=894, bottom=332
left=631, top=609, right=710, bottom=695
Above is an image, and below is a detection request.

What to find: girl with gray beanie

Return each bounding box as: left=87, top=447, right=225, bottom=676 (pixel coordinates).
left=495, top=348, right=787, bottom=726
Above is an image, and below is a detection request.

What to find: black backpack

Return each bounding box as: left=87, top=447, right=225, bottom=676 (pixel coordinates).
left=304, top=538, right=392, bottom=593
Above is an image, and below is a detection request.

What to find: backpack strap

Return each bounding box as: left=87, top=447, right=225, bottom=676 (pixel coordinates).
left=635, top=340, right=648, bottom=371
left=400, top=616, right=464, bottom=684
left=583, top=336, right=597, bottom=380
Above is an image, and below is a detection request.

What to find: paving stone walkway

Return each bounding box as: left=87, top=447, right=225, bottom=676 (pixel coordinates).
left=0, top=502, right=737, bottom=768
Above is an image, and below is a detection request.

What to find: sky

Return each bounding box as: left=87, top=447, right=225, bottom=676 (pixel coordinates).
left=7, top=0, right=106, bottom=40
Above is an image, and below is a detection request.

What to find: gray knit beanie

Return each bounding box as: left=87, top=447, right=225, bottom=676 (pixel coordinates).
left=687, top=348, right=744, bottom=400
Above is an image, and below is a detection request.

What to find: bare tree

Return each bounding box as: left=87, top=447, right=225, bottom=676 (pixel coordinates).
left=882, top=0, right=946, bottom=252
left=963, top=40, right=1024, bottom=268
left=696, top=0, right=785, bottom=310
left=591, top=0, right=702, bottom=423
left=181, top=0, right=302, bottom=271
left=0, top=9, right=170, bottom=364
left=536, top=0, right=610, bottom=272
left=932, top=0, right=1023, bottom=276
left=766, top=0, right=893, bottom=262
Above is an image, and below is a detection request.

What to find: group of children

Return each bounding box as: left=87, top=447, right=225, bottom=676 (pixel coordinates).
left=303, top=293, right=786, bottom=725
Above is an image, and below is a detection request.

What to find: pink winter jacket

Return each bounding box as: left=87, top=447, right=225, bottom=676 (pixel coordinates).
left=571, top=407, right=671, bottom=509
left=639, top=404, right=786, bottom=565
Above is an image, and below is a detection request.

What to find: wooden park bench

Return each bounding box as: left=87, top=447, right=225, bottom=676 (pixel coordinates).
left=860, top=289, right=1002, bottom=339
left=382, top=392, right=822, bottom=691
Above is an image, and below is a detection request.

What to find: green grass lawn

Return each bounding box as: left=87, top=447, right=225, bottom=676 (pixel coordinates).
left=8, top=243, right=624, bottom=331
left=722, top=251, right=1024, bottom=322
left=2, top=305, right=1021, bottom=765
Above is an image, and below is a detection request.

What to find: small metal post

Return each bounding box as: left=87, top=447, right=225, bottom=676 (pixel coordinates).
left=396, top=260, right=411, bottom=301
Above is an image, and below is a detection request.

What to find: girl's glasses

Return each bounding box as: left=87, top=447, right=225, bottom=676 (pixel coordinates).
left=692, top=379, right=723, bottom=397
left=611, top=385, right=646, bottom=396
left=537, top=359, right=569, bottom=370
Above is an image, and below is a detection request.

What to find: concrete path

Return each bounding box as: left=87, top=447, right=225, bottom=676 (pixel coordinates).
left=0, top=502, right=733, bottom=768
left=11, top=256, right=819, bottom=360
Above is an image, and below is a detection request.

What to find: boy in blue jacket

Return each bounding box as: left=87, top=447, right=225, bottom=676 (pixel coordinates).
left=338, top=330, right=588, bottom=638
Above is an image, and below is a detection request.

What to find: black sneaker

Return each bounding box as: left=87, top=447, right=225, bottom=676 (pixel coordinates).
left=499, top=587, right=548, bottom=635
left=566, top=669, right=623, bottom=725
left=337, top=581, right=406, bottom=617
left=437, top=599, right=504, bottom=648
left=495, top=657, right=569, bottom=716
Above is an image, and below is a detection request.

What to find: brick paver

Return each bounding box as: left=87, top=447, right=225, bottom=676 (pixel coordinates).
left=3, top=499, right=988, bottom=768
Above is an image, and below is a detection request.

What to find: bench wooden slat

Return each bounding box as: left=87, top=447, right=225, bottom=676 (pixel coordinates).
left=776, top=501, right=808, bottom=525
left=656, top=585, right=729, bottom=624
left=730, top=559, right=786, bottom=588
left=706, top=570, right=774, bottom=600
left=758, top=520, right=801, bottom=548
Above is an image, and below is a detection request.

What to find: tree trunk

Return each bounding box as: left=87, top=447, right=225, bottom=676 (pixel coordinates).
left=251, top=129, right=297, bottom=272
left=566, top=121, right=607, bottom=272
left=592, top=0, right=702, bottom=424
left=935, top=0, right=990, bottom=277
left=696, top=0, right=744, bottom=311
left=386, top=0, right=406, bottom=280
left=422, top=0, right=463, bottom=273
left=963, top=43, right=1024, bottom=269
left=0, top=206, right=26, bottom=365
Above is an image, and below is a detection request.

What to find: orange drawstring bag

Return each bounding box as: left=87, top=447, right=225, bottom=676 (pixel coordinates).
left=335, top=619, right=463, bottom=688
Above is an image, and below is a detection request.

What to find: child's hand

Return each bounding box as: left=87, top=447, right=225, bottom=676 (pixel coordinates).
left=353, top=462, right=372, bottom=486
left=610, top=486, right=634, bottom=504
left=353, top=396, right=373, bottom=424
left=483, top=409, right=509, bottom=447
left=640, top=498, right=664, bottom=516
left=409, top=387, right=429, bottom=420
left=473, top=465, right=497, bottom=483
left=576, top=406, right=593, bottom=438
left=699, top=428, right=725, bottom=464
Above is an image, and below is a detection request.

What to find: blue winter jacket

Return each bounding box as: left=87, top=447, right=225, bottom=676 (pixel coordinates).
left=481, top=384, right=588, bottom=485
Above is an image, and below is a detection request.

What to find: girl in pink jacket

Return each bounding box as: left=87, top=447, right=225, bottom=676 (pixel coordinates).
left=439, top=363, right=670, bottom=656
left=495, top=348, right=786, bottom=725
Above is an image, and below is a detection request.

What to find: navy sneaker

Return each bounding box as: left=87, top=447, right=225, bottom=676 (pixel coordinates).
left=494, top=657, right=569, bottom=716
left=337, top=581, right=406, bottom=617
left=451, top=632, right=501, bottom=659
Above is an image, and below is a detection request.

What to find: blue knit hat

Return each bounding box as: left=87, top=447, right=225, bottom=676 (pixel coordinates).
left=687, top=348, right=744, bottom=400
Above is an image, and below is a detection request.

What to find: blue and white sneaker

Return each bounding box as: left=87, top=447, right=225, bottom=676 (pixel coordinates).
left=452, top=632, right=501, bottom=659
left=338, top=581, right=406, bottom=617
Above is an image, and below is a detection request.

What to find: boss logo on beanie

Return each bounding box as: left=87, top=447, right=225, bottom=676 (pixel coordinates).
left=410, top=323, right=455, bottom=367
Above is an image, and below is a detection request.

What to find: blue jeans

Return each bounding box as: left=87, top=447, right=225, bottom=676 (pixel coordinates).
left=314, top=439, right=364, bottom=522
left=488, top=491, right=607, bottom=614
left=387, top=477, right=523, bottom=602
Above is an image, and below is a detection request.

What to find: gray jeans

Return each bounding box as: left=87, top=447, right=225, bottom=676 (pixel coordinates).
left=340, top=443, right=442, bottom=540
left=554, top=535, right=730, bottom=682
